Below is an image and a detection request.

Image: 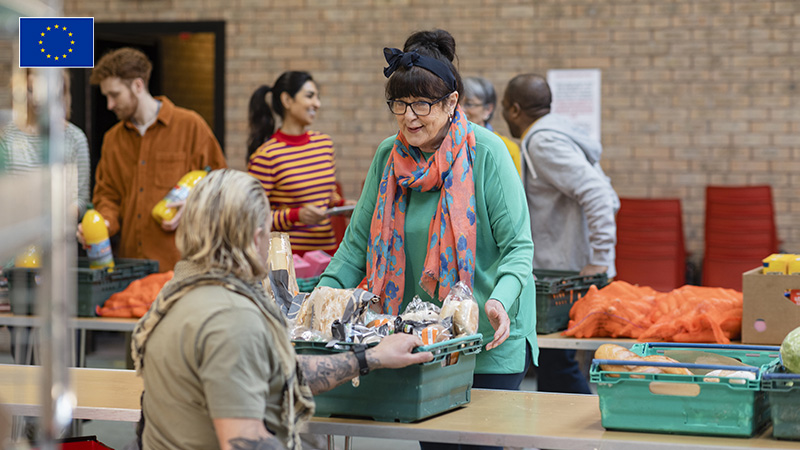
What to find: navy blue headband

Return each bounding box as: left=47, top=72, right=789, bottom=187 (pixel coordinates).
left=383, top=47, right=457, bottom=92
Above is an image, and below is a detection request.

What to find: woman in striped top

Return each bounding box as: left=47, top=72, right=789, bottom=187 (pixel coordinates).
left=247, top=72, right=352, bottom=255
left=0, top=69, right=90, bottom=218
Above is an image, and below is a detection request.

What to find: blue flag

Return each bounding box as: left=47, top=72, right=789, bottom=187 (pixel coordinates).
left=19, top=17, right=94, bottom=68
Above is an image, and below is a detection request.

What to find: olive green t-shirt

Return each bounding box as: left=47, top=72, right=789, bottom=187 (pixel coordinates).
left=141, top=285, right=287, bottom=449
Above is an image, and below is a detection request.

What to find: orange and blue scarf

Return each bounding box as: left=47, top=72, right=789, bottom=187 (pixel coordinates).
left=366, top=106, right=477, bottom=314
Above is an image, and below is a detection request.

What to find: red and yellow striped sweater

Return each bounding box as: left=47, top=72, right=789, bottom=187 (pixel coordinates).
left=248, top=130, right=342, bottom=254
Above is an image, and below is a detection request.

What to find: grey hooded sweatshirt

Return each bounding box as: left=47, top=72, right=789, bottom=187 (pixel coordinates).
left=520, top=113, right=619, bottom=277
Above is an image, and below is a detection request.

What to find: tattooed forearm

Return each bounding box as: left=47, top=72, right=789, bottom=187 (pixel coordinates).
left=228, top=436, right=286, bottom=450
left=297, top=353, right=360, bottom=394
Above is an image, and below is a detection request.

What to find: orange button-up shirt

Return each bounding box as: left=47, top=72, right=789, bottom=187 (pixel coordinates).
left=92, top=96, right=227, bottom=272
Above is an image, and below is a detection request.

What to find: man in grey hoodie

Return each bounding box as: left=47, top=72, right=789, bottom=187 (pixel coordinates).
left=502, top=73, right=619, bottom=394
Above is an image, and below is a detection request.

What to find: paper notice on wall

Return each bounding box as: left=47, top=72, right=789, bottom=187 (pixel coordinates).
left=546, top=69, right=602, bottom=142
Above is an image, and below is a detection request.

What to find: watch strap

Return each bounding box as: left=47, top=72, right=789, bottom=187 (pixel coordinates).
left=351, top=344, right=369, bottom=376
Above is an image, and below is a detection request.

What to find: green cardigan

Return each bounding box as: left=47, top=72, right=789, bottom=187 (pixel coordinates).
left=318, top=125, right=538, bottom=374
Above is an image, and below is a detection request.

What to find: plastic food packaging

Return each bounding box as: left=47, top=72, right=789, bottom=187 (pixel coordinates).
left=151, top=166, right=210, bottom=225
left=82, top=207, right=115, bottom=271
left=440, top=281, right=480, bottom=336
left=293, top=286, right=379, bottom=341
left=400, top=296, right=442, bottom=323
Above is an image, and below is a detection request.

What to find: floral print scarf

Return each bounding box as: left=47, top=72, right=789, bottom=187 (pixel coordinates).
left=367, top=106, right=477, bottom=314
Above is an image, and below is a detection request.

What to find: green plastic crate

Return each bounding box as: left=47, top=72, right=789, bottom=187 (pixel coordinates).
left=762, top=359, right=800, bottom=440
left=7, top=257, right=159, bottom=317
left=533, top=269, right=608, bottom=334
left=297, top=276, right=320, bottom=293
left=590, top=343, right=781, bottom=437
left=293, top=334, right=482, bottom=422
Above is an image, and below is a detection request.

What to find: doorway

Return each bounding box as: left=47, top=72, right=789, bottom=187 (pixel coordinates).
left=69, top=21, right=225, bottom=191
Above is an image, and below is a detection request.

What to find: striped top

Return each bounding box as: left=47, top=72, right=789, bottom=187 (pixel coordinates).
left=0, top=121, right=91, bottom=215
left=248, top=130, right=341, bottom=254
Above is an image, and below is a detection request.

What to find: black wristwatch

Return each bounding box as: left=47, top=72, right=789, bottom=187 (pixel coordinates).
left=351, top=344, right=369, bottom=376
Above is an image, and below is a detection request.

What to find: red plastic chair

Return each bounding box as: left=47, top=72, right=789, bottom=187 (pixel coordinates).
left=702, top=258, right=762, bottom=291
left=702, top=185, right=779, bottom=290
left=616, top=256, right=685, bottom=292
left=705, top=185, right=774, bottom=204
left=615, top=198, right=687, bottom=290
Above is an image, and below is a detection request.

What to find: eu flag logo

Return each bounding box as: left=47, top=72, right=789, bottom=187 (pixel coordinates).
left=19, top=17, right=94, bottom=68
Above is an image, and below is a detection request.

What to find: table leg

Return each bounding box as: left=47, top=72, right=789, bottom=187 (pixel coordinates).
left=79, top=329, right=86, bottom=368
left=344, top=436, right=352, bottom=450
left=327, top=435, right=334, bottom=450
left=12, top=327, right=25, bottom=365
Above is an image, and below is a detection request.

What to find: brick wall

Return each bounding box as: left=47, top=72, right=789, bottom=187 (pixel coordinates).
left=37, top=0, right=800, bottom=259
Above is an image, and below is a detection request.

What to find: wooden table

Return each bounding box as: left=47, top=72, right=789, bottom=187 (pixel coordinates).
left=535, top=331, right=639, bottom=350
left=0, top=313, right=138, bottom=366
left=0, top=313, right=642, bottom=351
left=0, top=364, right=796, bottom=450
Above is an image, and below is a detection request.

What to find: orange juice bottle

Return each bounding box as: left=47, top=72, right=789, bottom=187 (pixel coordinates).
left=82, top=206, right=115, bottom=271
left=15, top=244, right=41, bottom=268
left=151, top=166, right=211, bottom=225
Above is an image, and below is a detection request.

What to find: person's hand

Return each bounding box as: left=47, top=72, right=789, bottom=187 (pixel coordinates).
left=76, top=220, right=110, bottom=248
left=298, top=205, right=327, bottom=225
left=579, top=264, right=608, bottom=276
left=342, top=199, right=357, bottom=217
left=484, top=299, right=510, bottom=350
left=160, top=201, right=185, bottom=232
left=367, top=332, right=433, bottom=370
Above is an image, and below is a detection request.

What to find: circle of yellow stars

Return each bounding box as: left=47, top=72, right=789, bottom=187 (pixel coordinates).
left=38, top=24, right=75, bottom=61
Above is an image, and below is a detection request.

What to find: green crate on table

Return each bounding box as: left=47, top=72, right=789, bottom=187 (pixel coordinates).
left=7, top=257, right=159, bottom=317
left=590, top=342, right=781, bottom=437
left=297, top=276, right=320, bottom=293
left=762, top=359, right=800, bottom=440
left=293, top=334, right=482, bottom=423
left=533, top=269, right=607, bottom=334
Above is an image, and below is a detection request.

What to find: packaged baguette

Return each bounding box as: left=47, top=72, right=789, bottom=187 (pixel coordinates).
left=439, top=281, right=480, bottom=337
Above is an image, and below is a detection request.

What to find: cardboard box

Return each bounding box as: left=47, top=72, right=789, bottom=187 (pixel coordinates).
left=742, top=267, right=800, bottom=345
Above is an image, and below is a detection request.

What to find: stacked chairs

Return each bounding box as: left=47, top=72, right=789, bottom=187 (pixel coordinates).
left=615, top=198, right=687, bottom=292
left=702, top=185, right=778, bottom=291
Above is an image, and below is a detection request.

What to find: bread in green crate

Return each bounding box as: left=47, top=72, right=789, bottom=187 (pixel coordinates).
left=780, top=325, right=800, bottom=373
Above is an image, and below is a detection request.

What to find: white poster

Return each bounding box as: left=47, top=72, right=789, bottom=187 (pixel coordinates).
left=546, top=69, right=602, bottom=142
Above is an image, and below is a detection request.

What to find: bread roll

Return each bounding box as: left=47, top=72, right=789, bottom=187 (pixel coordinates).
left=642, top=355, right=692, bottom=375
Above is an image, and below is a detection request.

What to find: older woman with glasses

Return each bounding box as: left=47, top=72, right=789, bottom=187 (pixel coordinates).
left=318, top=29, right=537, bottom=450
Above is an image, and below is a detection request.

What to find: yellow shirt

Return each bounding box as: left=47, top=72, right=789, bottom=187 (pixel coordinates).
left=496, top=132, right=522, bottom=177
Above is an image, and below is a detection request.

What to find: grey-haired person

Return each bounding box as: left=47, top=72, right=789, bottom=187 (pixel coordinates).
left=461, top=76, right=522, bottom=176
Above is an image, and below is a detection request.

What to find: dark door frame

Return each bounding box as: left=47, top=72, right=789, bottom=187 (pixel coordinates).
left=93, top=20, right=225, bottom=145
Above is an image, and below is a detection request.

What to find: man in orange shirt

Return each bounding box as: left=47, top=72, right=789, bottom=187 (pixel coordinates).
left=78, top=47, right=226, bottom=272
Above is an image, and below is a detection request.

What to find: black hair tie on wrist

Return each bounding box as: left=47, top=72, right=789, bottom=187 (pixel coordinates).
left=383, top=47, right=457, bottom=92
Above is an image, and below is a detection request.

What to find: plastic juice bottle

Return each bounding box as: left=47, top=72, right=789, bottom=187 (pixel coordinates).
left=151, top=166, right=211, bottom=225
left=82, top=206, right=115, bottom=271
left=14, top=244, right=41, bottom=268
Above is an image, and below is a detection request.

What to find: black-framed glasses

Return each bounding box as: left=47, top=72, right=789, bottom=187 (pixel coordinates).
left=387, top=92, right=452, bottom=116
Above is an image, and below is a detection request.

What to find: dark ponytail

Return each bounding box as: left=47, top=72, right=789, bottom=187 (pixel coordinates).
left=247, top=85, right=275, bottom=159
left=247, top=71, right=316, bottom=161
